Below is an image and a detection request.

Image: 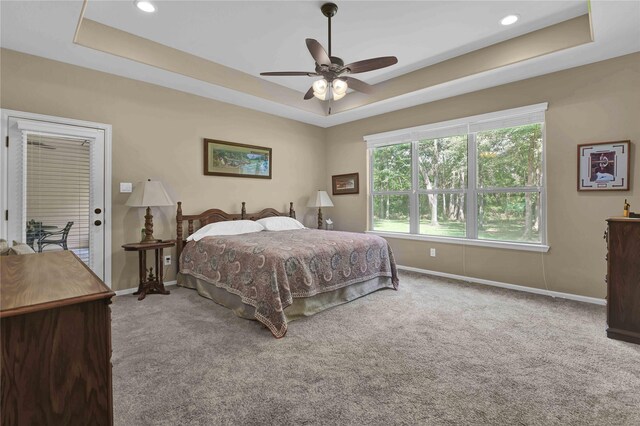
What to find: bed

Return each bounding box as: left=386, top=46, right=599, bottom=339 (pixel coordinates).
left=176, top=201, right=399, bottom=338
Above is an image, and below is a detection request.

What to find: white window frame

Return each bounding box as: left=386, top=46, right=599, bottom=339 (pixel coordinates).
left=365, top=103, right=549, bottom=253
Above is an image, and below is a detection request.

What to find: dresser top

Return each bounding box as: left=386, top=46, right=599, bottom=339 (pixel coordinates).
left=0, top=251, right=114, bottom=318
left=607, top=217, right=640, bottom=223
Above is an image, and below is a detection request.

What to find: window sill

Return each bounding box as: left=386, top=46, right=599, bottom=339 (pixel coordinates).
left=366, top=230, right=550, bottom=253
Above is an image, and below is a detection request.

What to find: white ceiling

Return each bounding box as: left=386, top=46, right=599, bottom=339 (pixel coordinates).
left=1, top=1, right=639, bottom=127
left=83, top=1, right=588, bottom=93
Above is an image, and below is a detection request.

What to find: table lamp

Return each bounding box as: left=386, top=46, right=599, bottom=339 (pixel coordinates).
left=307, top=190, right=334, bottom=229
left=125, top=179, right=174, bottom=243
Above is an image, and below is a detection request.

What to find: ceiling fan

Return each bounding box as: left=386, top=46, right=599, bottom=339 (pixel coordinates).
left=260, top=2, right=398, bottom=102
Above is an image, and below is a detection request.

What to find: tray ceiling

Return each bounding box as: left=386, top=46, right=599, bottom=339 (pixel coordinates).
left=1, top=1, right=639, bottom=127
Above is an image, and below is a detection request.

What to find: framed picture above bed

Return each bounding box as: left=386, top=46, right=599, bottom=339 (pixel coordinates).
left=577, top=141, right=630, bottom=191
left=204, top=138, right=272, bottom=179
left=332, top=172, right=359, bottom=195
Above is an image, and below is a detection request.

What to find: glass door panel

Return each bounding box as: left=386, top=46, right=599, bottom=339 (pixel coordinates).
left=26, top=134, right=91, bottom=262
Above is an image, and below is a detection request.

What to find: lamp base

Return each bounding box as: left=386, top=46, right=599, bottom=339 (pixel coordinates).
left=317, top=207, right=323, bottom=229
left=140, top=206, right=160, bottom=243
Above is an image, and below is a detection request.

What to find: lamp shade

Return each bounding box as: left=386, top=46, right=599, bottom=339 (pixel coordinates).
left=125, top=179, right=174, bottom=207
left=307, top=190, right=334, bottom=208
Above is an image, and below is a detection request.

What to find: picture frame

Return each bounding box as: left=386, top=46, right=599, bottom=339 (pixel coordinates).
left=577, top=141, right=630, bottom=191
left=204, top=138, right=272, bottom=179
left=332, top=172, right=359, bottom=195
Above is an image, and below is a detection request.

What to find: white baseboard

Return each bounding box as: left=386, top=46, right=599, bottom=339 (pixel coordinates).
left=115, top=280, right=177, bottom=296
left=397, top=265, right=606, bottom=306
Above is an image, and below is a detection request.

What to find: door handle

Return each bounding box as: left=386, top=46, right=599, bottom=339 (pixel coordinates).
left=94, top=220, right=102, bottom=226
left=95, top=208, right=102, bottom=214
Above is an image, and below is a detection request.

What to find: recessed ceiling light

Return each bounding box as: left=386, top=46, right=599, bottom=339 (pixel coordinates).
left=500, top=14, right=519, bottom=26
left=135, top=0, right=156, bottom=13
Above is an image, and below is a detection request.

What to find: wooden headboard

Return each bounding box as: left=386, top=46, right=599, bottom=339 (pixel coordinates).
left=176, top=201, right=296, bottom=261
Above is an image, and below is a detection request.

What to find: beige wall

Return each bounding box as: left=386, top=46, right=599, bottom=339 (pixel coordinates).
left=2, top=48, right=638, bottom=298
left=1, top=49, right=326, bottom=291
left=325, top=52, right=640, bottom=299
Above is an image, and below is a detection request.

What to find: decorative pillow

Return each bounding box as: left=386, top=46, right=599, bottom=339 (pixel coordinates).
left=10, top=240, right=36, bottom=255
left=0, top=239, right=9, bottom=256
left=256, top=216, right=305, bottom=231
left=186, top=220, right=265, bottom=242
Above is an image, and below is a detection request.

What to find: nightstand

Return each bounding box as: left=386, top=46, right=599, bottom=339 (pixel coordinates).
left=122, top=240, right=175, bottom=301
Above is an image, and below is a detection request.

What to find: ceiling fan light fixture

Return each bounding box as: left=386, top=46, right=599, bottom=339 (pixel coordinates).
left=314, top=91, right=329, bottom=101
left=332, top=79, right=348, bottom=96
left=313, top=78, right=329, bottom=100
left=332, top=90, right=346, bottom=101
left=500, top=14, right=519, bottom=26
left=312, top=78, right=328, bottom=93
left=135, top=0, right=156, bottom=13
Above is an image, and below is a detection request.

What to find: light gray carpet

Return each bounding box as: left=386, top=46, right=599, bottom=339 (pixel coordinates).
left=111, top=271, right=640, bottom=425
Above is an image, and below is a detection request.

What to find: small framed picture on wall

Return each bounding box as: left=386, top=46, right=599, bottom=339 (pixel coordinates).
left=577, top=140, right=630, bottom=191
left=332, top=173, right=359, bottom=195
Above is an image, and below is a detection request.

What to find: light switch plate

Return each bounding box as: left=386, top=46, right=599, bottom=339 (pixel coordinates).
left=120, top=182, right=132, bottom=193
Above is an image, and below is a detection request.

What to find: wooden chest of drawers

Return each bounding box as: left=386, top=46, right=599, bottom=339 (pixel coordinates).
left=1, top=251, right=115, bottom=425
left=605, top=218, right=640, bottom=345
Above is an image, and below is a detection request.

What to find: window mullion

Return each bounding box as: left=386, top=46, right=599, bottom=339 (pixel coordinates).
left=372, top=191, right=412, bottom=196
left=540, top=122, right=547, bottom=245
left=417, top=189, right=467, bottom=194
left=410, top=140, right=419, bottom=234
left=477, top=186, right=542, bottom=193
left=368, top=148, right=374, bottom=231
left=467, top=133, right=478, bottom=239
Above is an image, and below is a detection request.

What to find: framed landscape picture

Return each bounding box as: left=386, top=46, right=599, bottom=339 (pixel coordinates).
left=332, top=172, right=359, bottom=195
left=577, top=140, right=630, bottom=191
left=204, top=139, right=272, bottom=179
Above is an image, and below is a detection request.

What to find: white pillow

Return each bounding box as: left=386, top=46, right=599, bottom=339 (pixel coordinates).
left=186, top=220, right=264, bottom=241
left=256, top=216, right=305, bottom=231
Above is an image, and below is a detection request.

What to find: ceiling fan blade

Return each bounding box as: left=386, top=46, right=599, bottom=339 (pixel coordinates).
left=303, top=86, right=315, bottom=100
left=344, top=56, right=398, bottom=74
left=341, top=77, right=373, bottom=94
left=306, top=38, right=331, bottom=66
left=260, top=71, right=318, bottom=77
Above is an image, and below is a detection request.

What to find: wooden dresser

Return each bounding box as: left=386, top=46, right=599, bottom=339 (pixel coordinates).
left=605, top=218, right=640, bottom=344
left=1, top=251, right=115, bottom=425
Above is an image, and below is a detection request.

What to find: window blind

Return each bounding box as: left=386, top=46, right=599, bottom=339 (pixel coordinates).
left=413, top=124, right=468, bottom=141
left=364, top=103, right=548, bottom=148
left=26, top=134, right=90, bottom=262
left=468, top=111, right=546, bottom=134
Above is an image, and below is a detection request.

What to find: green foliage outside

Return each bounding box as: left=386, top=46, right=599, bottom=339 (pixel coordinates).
left=372, top=124, right=542, bottom=243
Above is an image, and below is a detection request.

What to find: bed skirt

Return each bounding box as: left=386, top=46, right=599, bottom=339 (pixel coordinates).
left=177, top=272, right=395, bottom=322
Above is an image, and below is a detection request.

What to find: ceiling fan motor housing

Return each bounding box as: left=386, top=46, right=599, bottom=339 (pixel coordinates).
left=330, top=56, right=344, bottom=67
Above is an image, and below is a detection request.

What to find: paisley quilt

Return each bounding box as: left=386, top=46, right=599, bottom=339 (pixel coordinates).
left=180, top=229, right=399, bottom=338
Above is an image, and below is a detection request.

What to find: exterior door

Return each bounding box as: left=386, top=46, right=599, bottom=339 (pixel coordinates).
left=3, top=115, right=107, bottom=280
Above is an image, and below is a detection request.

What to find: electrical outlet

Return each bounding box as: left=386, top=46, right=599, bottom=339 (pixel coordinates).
left=430, top=248, right=436, bottom=257
left=164, top=255, right=171, bottom=266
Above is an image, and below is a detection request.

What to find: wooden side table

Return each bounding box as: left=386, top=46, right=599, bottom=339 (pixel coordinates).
left=122, top=240, right=175, bottom=301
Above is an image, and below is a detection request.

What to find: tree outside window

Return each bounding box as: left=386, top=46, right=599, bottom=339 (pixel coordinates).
left=370, top=120, right=544, bottom=245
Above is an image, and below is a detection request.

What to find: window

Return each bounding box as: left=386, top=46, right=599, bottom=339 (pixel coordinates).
left=367, top=103, right=547, bottom=250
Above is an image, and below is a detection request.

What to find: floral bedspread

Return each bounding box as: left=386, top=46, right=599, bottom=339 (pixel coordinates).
left=180, top=229, right=399, bottom=338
